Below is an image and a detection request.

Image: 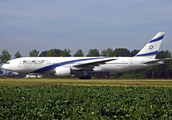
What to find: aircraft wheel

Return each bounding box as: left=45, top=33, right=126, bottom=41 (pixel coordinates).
left=79, top=76, right=85, bottom=79
left=79, top=75, right=91, bottom=79
left=86, top=75, right=91, bottom=79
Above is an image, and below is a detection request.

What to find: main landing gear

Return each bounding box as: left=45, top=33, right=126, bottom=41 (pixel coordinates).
left=79, top=70, right=91, bottom=79
left=16, top=75, right=20, bottom=79
left=79, top=75, right=91, bottom=79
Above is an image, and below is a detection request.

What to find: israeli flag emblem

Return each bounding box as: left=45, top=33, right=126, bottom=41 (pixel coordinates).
left=149, top=45, right=154, bottom=50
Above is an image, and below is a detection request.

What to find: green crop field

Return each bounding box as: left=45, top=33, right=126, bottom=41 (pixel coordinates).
left=1, top=78, right=172, bottom=119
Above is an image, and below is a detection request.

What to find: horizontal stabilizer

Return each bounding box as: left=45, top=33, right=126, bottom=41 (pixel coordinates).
left=143, top=58, right=171, bottom=64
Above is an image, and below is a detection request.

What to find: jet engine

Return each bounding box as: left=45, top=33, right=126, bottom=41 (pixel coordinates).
left=55, top=67, right=71, bottom=76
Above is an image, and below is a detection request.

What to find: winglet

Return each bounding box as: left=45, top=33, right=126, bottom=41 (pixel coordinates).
left=135, top=32, right=165, bottom=59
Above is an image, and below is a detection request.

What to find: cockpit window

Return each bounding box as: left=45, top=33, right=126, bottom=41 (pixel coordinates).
left=6, top=62, right=10, bottom=64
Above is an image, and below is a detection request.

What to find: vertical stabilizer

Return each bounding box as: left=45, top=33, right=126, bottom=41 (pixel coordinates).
left=135, top=32, right=165, bottom=59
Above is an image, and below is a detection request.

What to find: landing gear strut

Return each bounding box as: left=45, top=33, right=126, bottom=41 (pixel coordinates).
left=79, top=70, right=91, bottom=79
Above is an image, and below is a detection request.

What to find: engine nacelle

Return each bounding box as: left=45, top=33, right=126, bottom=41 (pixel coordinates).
left=55, top=67, right=71, bottom=76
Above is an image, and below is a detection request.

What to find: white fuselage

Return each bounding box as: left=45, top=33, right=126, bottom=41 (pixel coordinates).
left=2, top=57, right=162, bottom=74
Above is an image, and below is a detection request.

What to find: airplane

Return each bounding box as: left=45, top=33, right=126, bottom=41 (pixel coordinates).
left=2, top=32, right=170, bottom=79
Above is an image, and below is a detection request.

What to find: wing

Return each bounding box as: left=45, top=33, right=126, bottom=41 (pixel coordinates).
left=143, top=58, right=171, bottom=64
left=73, top=58, right=117, bottom=70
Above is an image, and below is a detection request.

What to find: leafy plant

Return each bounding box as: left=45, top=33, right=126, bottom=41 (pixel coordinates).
left=0, top=86, right=172, bottom=119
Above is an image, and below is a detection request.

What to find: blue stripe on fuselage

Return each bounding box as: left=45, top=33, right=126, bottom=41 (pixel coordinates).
left=149, top=35, right=164, bottom=43
left=136, top=51, right=158, bottom=57
left=32, top=57, right=103, bottom=73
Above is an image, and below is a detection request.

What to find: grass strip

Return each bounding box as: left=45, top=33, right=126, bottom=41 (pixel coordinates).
left=1, top=78, right=172, bottom=86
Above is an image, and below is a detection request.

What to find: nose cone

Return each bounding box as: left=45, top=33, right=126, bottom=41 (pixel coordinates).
left=2, top=64, right=11, bottom=70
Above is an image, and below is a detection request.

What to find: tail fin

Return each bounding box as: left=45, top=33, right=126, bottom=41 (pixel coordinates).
left=135, top=32, right=165, bottom=59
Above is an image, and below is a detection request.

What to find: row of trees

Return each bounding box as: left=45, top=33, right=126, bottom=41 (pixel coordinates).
left=38, top=48, right=138, bottom=57
left=0, top=48, right=172, bottom=79
left=0, top=48, right=138, bottom=65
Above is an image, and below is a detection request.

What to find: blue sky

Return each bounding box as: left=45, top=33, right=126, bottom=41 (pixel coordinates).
left=0, top=0, right=172, bottom=57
